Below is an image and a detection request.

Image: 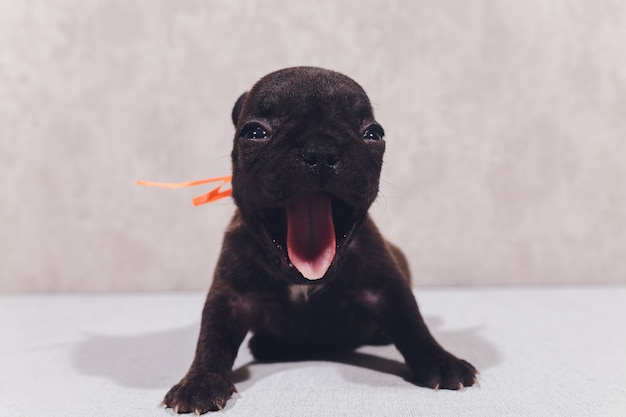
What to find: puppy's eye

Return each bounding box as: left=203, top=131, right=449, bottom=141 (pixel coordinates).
left=241, top=124, right=269, bottom=140
left=363, top=124, right=384, bottom=141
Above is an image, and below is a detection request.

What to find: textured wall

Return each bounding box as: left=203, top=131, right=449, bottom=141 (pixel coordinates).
left=1, top=0, right=625, bottom=291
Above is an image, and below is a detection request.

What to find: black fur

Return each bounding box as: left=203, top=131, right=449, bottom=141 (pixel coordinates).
left=162, top=67, right=477, bottom=414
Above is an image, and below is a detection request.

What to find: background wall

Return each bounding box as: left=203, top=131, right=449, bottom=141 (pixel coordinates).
left=1, top=0, right=625, bottom=292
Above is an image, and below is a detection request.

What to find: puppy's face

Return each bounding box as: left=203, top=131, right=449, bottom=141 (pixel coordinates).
left=230, top=67, right=385, bottom=284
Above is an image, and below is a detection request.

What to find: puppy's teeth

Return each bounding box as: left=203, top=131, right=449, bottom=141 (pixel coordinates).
left=174, top=406, right=180, bottom=414
left=458, top=382, right=464, bottom=391
left=434, top=383, right=440, bottom=391
left=194, top=409, right=202, bottom=416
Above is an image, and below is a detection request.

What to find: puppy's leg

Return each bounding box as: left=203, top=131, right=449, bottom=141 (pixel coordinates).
left=365, top=279, right=477, bottom=390
left=163, top=290, right=249, bottom=414
left=248, top=332, right=297, bottom=362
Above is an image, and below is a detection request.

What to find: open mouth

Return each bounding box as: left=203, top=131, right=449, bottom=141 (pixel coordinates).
left=261, top=192, right=364, bottom=281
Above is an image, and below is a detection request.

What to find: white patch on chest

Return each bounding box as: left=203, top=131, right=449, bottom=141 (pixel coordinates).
left=288, top=285, right=322, bottom=303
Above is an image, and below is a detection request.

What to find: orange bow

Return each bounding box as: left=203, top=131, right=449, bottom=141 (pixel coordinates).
left=136, top=175, right=232, bottom=206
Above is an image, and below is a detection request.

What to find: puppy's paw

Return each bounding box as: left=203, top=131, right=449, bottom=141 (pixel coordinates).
left=410, top=351, right=477, bottom=390
left=162, top=372, right=236, bottom=415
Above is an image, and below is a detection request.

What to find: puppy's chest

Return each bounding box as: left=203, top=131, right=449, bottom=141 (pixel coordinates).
left=240, top=286, right=381, bottom=322
left=286, top=285, right=382, bottom=311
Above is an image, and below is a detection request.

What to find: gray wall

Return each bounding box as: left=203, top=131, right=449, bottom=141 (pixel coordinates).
left=2, top=0, right=625, bottom=292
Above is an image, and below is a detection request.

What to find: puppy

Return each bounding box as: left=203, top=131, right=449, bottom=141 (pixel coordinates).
left=163, top=67, right=477, bottom=414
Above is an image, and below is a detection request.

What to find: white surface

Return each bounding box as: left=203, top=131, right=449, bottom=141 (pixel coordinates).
left=1, top=287, right=625, bottom=416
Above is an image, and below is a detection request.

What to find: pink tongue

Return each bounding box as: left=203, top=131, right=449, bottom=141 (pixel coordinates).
left=286, top=193, right=336, bottom=280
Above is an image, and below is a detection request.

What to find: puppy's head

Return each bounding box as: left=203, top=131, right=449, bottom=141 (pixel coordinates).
left=230, top=67, right=385, bottom=284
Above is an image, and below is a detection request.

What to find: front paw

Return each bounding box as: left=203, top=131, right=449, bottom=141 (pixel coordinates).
left=410, top=350, right=478, bottom=390
left=162, top=372, right=236, bottom=414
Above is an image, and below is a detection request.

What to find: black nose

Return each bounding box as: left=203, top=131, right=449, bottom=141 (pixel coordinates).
left=300, top=144, right=340, bottom=170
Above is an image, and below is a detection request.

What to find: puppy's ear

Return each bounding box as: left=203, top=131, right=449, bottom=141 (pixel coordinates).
left=231, top=92, right=248, bottom=127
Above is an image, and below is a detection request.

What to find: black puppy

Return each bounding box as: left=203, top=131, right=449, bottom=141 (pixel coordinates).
left=163, top=67, right=477, bottom=414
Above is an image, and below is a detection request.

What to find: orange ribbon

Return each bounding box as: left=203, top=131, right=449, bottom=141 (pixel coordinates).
left=136, top=175, right=232, bottom=206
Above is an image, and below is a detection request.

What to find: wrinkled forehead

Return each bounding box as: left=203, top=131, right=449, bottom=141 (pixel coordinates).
left=242, top=70, right=375, bottom=122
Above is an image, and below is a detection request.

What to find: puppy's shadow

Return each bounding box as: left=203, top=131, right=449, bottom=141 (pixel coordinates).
left=71, top=316, right=499, bottom=391
left=229, top=346, right=413, bottom=391
left=72, top=325, right=198, bottom=389
left=232, top=317, right=499, bottom=390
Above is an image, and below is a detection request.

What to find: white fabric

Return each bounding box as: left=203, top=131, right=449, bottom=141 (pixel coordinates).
left=1, top=287, right=625, bottom=416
